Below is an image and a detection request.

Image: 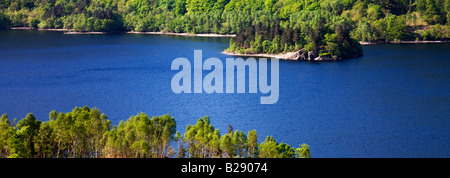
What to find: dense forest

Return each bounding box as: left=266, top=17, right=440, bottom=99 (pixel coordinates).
left=0, top=106, right=311, bottom=158
left=0, top=0, right=449, bottom=58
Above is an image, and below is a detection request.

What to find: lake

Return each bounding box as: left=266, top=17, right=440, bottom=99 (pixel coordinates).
left=0, top=29, right=449, bottom=158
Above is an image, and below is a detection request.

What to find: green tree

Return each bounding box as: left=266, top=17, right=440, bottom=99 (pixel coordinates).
left=352, top=21, right=372, bottom=41
left=0, top=114, right=13, bottom=157
left=210, top=129, right=221, bottom=157
left=271, top=35, right=281, bottom=53
left=35, top=122, right=55, bottom=158
left=220, top=133, right=234, bottom=158
left=16, top=113, right=41, bottom=158
left=259, top=136, right=281, bottom=158
left=174, top=0, right=187, bottom=15
left=367, top=4, right=382, bottom=21
left=30, top=18, right=40, bottom=28
left=1, top=108, right=310, bottom=158
left=251, top=34, right=263, bottom=53
left=8, top=127, right=27, bottom=158
left=262, top=40, right=272, bottom=53
left=246, top=130, right=258, bottom=158
left=384, top=14, right=408, bottom=41
left=295, top=143, right=311, bottom=158
left=0, top=12, right=11, bottom=28
left=277, top=142, right=295, bottom=158
left=175, top=131, right=187, bottom=158
left=424, top=0, right=442, bottom=24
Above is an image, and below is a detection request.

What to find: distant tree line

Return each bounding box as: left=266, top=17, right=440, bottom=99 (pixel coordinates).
left=0, top=106, right=310, bottom=158
left=0, top=0, right=449, bottom=38
left=0, top=0, right=449, bottom=57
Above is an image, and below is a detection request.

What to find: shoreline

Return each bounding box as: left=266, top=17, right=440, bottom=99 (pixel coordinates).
left=7, top=27, right=235, bottom=37
left=222, top=50, right=343, bottom=61
left=126, top=31, right=236, bottom=37
left=7, top=28, right=448, bottom=42
left=223, top=40, right=449, bottom=60
left=222, top=51, right=294, bottom=60
left=64, top=31, right=113, bottom=35
left=360, top=40, right=450, bottom=45
left=10, top=27, right=71, bottom=31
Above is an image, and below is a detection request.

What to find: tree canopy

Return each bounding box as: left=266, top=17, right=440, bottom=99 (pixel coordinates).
left=0, top=106, right=310, bottom=158
left=0, top=0, right=449, bottom=58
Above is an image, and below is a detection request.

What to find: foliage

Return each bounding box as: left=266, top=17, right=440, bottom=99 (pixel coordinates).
left=0, top=12, right=11, bottom=28
left=0, top=0, right=447, bottom=36
left=1, top=0, right=448, bottom=57
left=0, top=106, right=310, bottom=158
left=227, top=10, right=363, bottom=59
left=104, top=113, right=175, bottom=158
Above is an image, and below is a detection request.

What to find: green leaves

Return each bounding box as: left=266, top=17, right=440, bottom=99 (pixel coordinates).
left=259, top=136, right=281, bottom=158
left=228, top=9, right=363, bottom=59
left=296, top=143, right=311, bottom=158
left=105, top=113, right=176, bottom=158
left=8, top=127, right=27, bottom=158
left=277, top=142, right=295, bottom=158
left=0, top=12, right=11, bottom=28
left=2, top=0, right=447, bottom=43
left=384, top=14, right=408, bottom=41
left=0, top=107, right=309, bottom=158
left=259, top=137, right=311, bottom=158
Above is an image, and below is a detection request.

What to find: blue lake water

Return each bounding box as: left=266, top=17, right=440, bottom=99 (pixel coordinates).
left=0, top=30, right=449, bottom=157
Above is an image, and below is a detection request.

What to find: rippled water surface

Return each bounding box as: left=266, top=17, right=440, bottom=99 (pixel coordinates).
left=1, top=30, right=449, bottom=157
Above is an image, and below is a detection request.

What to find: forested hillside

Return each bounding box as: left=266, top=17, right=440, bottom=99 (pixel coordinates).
left=0, top=0, right=449, bottom=58
left=0, top=106, right=311, bottom=158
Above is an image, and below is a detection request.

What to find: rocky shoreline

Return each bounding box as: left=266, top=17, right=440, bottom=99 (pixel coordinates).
left=224, top=39, right=449, bottom=61
left=223, top=49, right=361, bottom=61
